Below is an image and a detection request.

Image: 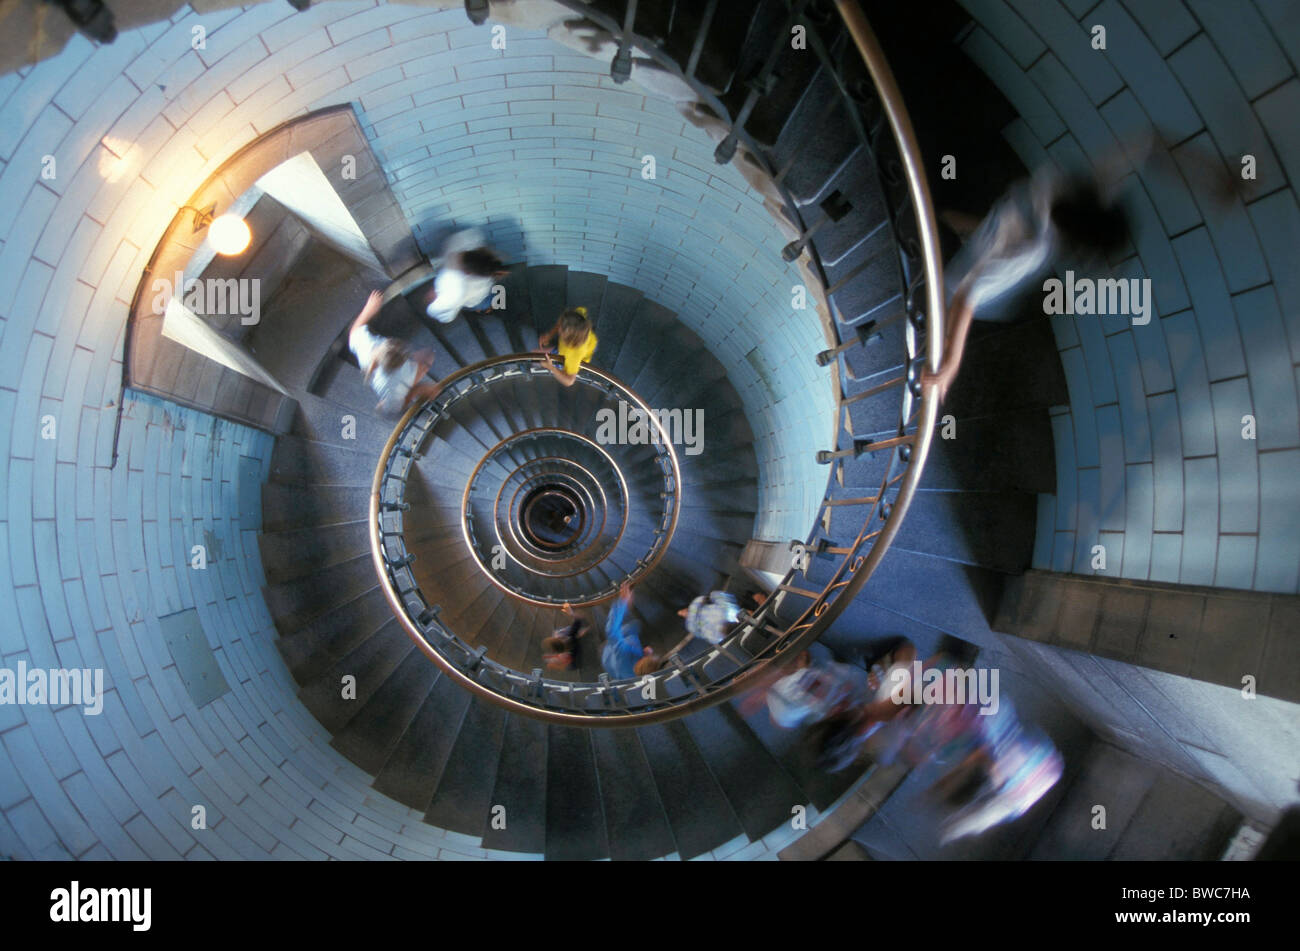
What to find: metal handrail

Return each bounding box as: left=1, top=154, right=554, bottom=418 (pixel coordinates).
left=499, top=455, right=613, bottom=565
left=364, top=0, right=946, bottom=725
left=370, top=353, right=680, bottom=584
left=467, top=429, right=629, bottom=590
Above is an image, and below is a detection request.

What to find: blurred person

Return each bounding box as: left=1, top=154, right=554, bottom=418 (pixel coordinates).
left=816, top=638, right=921, bottom=772
left=817, top=638, right=987, bottom=772
left=601, top=583, right=663, bottom=679
left=740, top=650, right=869, bottom=729
left=932, top=700, right=1063, bottom=845
left=925, top=132, right=1238, bottom=402
left=424, top=227, right=508, bottom=323
left=542, top=602, right=589, bottom=672
left=348, top=290, right=441, bottom=414
left=538, top=307, right=596, bottom=387
left=678, top=589, right=741, bottom=645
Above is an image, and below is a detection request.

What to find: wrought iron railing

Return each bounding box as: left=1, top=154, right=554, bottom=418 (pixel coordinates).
left=372, top=355, right=679, bottom=608
left=462, top=426, right=650, bottom=603
left=367, top=0, right=945, bottom=724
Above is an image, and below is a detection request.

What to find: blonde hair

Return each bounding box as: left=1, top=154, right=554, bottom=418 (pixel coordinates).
left=633, top=653, right=663, bottom=677
left=557, top=307, right=591, bottom=348
left=366, top=339, right=409, bottom=380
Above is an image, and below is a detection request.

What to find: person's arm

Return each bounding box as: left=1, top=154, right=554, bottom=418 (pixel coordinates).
left=537, top=323, right=558, bottom=350
left=541, top=350, right=579, bottom=387
left=410, top=348, right=436, bottom=378
left=604, top=590, right=628, bottom=640
left=349, top=290, right=384, bottom=337
left=920, top=281, right=975, bottom=404
left=561, top=602, right=588, bottom=635
left=402, top=380, right=442, bottom=409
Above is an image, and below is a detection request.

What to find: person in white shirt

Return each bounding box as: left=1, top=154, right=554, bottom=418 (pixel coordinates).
left=424, top=228, right=509, bottom=324
left=348, top=291, right=441, bottom=415
left=678, top=590, right=741, bottom=645
left=924, top=132, right=1239, bottom=403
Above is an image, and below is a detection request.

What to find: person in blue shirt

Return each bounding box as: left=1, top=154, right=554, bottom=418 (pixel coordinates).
left=601, top=583, right=662, bottom=680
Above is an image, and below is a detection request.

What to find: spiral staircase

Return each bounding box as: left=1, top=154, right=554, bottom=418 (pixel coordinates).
left=0, top=0, right=1285, bottom=866
left=259, top=265, right=864, bottom=859
left=243, top=0, right=960, bottom=860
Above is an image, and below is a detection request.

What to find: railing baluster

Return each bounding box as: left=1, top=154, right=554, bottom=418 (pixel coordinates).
left=820, top=494, right=878, bottom=507
left=684, top=0, right=717, bottom=79
left=841, top=373, right=905, bottom=404
left=714, top=0, right=811, bottom=164
left=610, top=0, right=638, bottom=83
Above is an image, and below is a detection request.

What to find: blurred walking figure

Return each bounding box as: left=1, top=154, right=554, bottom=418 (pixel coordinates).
left=348, top=290, right=441, bottom=414
left=424, top=227, right=508, bottom=323
left=541, top=602, right=588, bottom=672
left=811, top=638, right=926, bottom=772
left=601, top=583, right=663, bottom=679
left=927, top=133, right=1241, bottom=402
left=927, top=697, right=1063, bottom=845
left=740, top=650, right=868, bottom=729
left=926, top=166, right=1133, bottom=401
left=678, top=590, right=740, bottom=645
left=538, top=307, right=596, bottom=387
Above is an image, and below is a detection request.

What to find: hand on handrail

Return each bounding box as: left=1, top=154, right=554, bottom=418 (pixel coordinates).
left=919, top=288, right=972, bottom=405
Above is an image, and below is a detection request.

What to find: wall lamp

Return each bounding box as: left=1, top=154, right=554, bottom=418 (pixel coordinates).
left=181, top=204, right=252, bottom=256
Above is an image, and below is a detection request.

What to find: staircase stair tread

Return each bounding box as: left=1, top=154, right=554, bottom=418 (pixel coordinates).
left=481, top=713, right=549, bottom=852
left=276, top=584, right=395, bottom=685
left=423, top=696, right=509, bottom=835
left=269, top=433, right=379, bottom=488
left=263, top=552, right=381, bottom=633
left=261, top=482, right=373, bottom=533
left=372, top=669, right=474, bottom=812
left=330, top=648, right=442, bottom=774
left=681, top=703, right=808, bottom=841
left=297, top=617, right=414, bottom=734
left=590, top=727, right=679, bottom=860
left=636, top=720, right=745, bottom=859
left=544, top=726, right=610, bottom=860
left=259, top=518, right=372, bottom=586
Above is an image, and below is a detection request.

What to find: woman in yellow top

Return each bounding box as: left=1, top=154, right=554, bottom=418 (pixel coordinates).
left=538, top=307, right=597, bottom=387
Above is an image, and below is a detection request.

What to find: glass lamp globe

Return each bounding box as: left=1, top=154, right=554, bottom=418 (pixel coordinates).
left=208, top=214, right=251, bottom=256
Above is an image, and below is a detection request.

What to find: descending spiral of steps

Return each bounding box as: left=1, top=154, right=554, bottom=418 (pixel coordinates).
left=246, top=0, right=1097, bottom=861
left=386, top=358, right=682, bottom=615
left=256, top=263, right=872, bottom=859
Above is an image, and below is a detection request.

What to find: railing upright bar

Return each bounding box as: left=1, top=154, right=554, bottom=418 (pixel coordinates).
left=834, top=0, right=944, bottom=374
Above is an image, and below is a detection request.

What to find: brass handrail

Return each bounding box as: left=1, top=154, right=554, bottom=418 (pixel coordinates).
left=363, top=1, right=945, bottom=725
left=466, top=429, right=630, bottom=595
left=500, top=456, right=612, bottom=565
left=369, top=355, right=695, bottom=723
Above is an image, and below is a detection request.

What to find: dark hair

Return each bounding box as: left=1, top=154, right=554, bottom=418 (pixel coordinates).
left=460, top=248, right=504, bottom=277
left=541, top=635, right=569, bottom=654
left=1050, top=179, right=1131, bottom=259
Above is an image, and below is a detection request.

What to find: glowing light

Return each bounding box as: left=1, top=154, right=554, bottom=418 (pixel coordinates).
left=98, top=138, right=136, bottom=182
left=207, top=214, right=251, bottom=255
